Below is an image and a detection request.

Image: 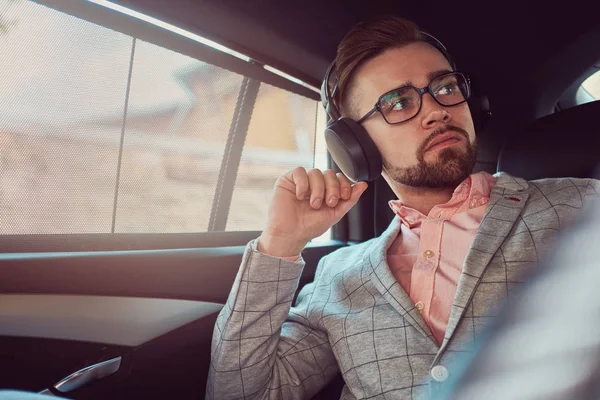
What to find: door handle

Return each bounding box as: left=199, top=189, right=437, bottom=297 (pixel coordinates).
left=53, top=356, right=122, bottom=393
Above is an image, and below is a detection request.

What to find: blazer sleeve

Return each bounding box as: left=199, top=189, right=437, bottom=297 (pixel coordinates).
left=206, top=239, right=339, bottom=400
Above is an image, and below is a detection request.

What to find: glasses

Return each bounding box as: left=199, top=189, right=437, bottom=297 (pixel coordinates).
left=357, top=72, right=471, bottom=125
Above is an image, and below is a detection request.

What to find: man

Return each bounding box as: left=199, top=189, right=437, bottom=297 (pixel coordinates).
left=207, top=16, right=600, bottom=399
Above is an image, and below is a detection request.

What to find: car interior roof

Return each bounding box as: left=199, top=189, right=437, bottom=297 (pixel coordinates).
left=110, top=0, right=600, bottom=168
left=111, top=0, right=598, bottom=90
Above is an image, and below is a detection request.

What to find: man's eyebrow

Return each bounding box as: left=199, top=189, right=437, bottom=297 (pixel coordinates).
left=426, top=69, right=453, bottom=82
left=386, top=70, right=454, bottom=93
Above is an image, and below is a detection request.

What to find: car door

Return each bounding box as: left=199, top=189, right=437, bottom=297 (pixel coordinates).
left=0, top=1, right=366, bottom=398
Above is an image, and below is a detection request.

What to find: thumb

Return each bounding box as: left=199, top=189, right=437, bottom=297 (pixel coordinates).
left=335, top=181, right=369, bottom=215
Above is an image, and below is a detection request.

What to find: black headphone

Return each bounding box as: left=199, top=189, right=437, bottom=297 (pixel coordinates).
left=320, top=32, right=486, bottom=182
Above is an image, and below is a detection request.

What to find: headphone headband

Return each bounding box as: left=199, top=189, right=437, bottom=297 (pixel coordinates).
left=320, top=61, right=341, bottom=121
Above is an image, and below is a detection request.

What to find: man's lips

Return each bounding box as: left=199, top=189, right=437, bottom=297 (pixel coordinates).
left=424, top=131, right=464, bottom=152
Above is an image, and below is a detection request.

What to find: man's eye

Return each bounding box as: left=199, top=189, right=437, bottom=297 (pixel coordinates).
left=389, top=98, right=411, bottom=111
left=436, top=83, right=458, bottom=95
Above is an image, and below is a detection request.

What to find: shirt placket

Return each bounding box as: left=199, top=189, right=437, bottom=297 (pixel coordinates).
left=410, top=217, right=443, bottom=327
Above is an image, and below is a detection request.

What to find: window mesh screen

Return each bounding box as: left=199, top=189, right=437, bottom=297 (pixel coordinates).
left=0, top=0, right=132, bottom=234
left=114, top=40, right=243, bottom=233
left=0, top=1, right=320, bottom=235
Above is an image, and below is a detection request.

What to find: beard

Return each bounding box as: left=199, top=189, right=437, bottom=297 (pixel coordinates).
left=383, top=127, right=478, bottom=189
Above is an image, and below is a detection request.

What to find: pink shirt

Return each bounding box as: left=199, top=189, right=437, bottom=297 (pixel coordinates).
left=387, top=171, right=496, bottom=345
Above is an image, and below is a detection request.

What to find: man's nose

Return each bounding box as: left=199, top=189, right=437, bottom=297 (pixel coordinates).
left=421, top=95, right=452, bottom=129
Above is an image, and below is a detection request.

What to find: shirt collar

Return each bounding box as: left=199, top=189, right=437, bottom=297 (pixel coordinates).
left=388, top=171, right=497, bottom=228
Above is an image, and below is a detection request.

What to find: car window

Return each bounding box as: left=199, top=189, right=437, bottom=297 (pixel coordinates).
left=0, top=0, right=328, bottom=237
left=581, top=68, right=600, bottom=100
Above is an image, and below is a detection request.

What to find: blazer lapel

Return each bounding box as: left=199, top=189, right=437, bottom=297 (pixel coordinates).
left=365, top=217, right=436, bottom=343
left=440, top=173, right=530, bottom=348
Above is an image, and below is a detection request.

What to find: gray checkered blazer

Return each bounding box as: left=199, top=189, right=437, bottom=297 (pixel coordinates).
left=207, top=173, right=600, bottom=400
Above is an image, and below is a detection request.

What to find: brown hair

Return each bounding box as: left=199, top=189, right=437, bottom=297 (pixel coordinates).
left=333, top=16, right=425, bottom=118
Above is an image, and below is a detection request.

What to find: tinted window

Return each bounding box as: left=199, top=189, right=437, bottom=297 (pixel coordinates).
left=0, top=1, right=326, bottom=236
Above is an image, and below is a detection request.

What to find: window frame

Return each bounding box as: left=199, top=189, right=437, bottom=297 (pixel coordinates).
left=37, top=0, right=320, bottom=101
left=556, top=63, right=600, bottom=111
left=579, top=66, right=600, bottom=102
left=0, top=0, right=349, bottom=250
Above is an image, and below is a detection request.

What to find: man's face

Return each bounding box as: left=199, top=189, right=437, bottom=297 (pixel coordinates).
left=351, top=42, right=477, bottom=188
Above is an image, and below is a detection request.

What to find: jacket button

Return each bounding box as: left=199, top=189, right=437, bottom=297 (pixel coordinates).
left=431, top=365, right=449, bottom=382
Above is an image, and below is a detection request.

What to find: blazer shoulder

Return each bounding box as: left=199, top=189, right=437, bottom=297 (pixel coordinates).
left=527, top=177, right=600, bottom=199
left=310, top=237, right=382, bottom=287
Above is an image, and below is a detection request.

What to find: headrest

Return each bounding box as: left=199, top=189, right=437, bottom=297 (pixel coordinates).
left=497, top=100, right=600, bottom=180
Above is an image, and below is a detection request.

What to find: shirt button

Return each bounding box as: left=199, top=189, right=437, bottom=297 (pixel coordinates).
left=431, top=365, right=449, bottom=382
left=423, top=250, right=434, bottom=258
left=415, top=301, right=424, bottom=311
left=470, top=199, right=476, bottom=208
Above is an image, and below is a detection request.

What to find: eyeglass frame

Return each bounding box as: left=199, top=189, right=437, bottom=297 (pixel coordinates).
left=356, top=71, right=471, bottom=125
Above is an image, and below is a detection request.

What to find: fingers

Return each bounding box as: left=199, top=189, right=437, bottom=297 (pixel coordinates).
left=335, top=181, right=369, bottom=215
left=307, top=169, right=325, bottom=208
left=337, top=173, right=352, bottom=200
left=288, top=168, right=355, bottom=210
left=290, top=167, right=309, bottom=201
left=323, top=170, right=340, bottom=207
left=349, top=181, right=369, bottom=202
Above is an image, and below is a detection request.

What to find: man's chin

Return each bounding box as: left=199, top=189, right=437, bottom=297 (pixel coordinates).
left=385, top=147, right=477, bottom=189
left=386, top=166, right=472, bottom=189
left=425, top=141, right=468, bottom=161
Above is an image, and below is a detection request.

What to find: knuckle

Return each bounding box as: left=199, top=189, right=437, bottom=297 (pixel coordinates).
left=328, top=180, right=341, bottom=192
left=336, top=172, right=349, bottom=183
left=307, top=168, right=322, bottom=177
left=274, top=175, right=287, bottom=188
left=297, top=184, right=308, bottom=195
left=309, top=173, right=325, bottom=186
left=292, top=167, right=307, bottom=179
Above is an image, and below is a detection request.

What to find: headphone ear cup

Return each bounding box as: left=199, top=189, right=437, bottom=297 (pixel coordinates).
left=325, top=118, right=382, bottom=182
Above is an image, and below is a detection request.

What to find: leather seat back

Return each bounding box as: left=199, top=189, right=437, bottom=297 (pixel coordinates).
left=498, top=100, right=600, bottom=180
